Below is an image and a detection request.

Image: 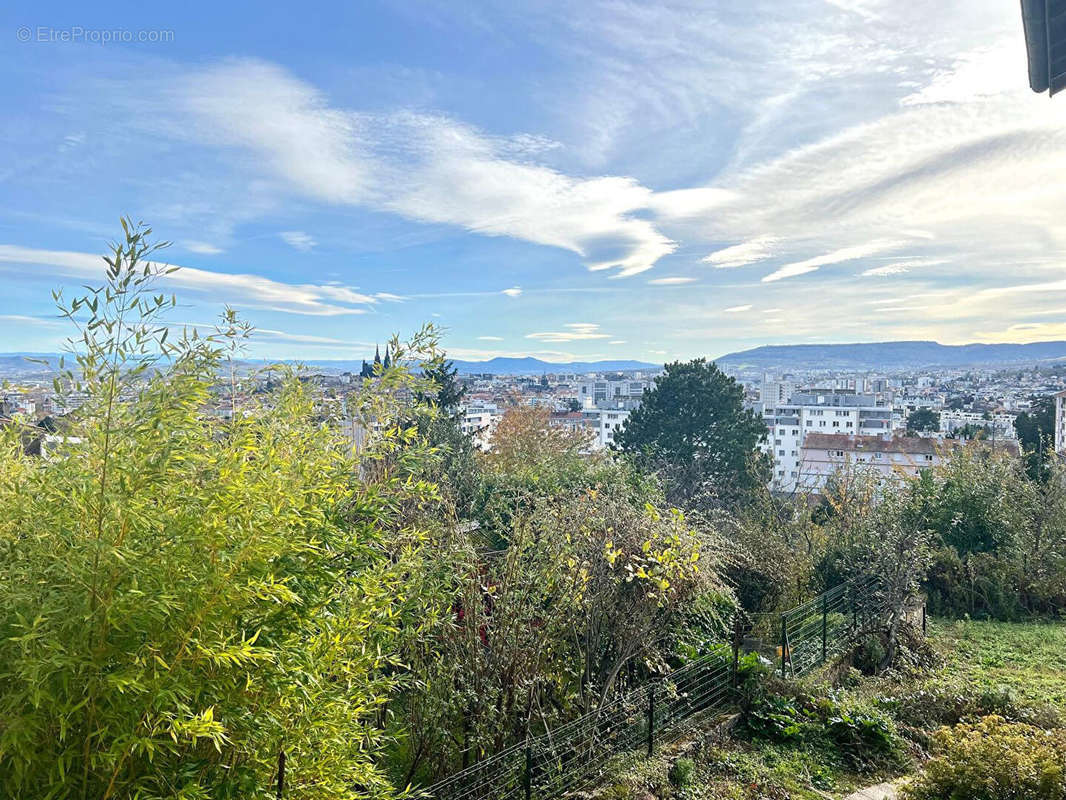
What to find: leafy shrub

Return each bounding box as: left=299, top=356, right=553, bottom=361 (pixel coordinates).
left=741, top=686, right=905, bottom=771
left=0, top=223, right=445, bottom=799
left=669, top=756, right=697, bottom=789
left=820, top=701, right=900, bottom=765
left=741, top=693, right=805, bottom=741
left=902, top=716, right=1066, bottom=800
left=852, top=634, right=887, bottom=675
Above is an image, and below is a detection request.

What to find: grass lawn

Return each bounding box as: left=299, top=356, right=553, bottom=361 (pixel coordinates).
left=926, top=617, right=1066, bottom=707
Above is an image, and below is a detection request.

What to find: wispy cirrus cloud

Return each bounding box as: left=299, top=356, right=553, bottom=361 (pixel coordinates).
left=762, top=241, right=903, bottom=283
left=184, top=240, right=224, bottom=255
left=0, top=245, right=380, bottom=316
left=647, top=276, right=696, bottom=285
left=279, top=231, right=316, bottom=251
left=861, top=259, right=947, bottom=277
left=154, top=60, right=678, bottom=277
left=703, top=237, right=777, bottom=268
left=526, top=322, right=611, bottom=342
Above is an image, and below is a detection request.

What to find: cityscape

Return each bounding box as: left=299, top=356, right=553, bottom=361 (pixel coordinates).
left=3, top=345, right=1064, bottom=493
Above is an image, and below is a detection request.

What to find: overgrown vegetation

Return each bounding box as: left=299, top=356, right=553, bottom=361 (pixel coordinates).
left=596, top=618, right=1066, bottom=799
left=0, top=223, right=448, bottom=799
left=2, top=220, right=1065, bottom=798
left=903, top=716, right=1066, bottom=800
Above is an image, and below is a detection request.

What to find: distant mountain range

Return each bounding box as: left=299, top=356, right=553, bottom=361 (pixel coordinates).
left=4, top=340, right=1066, bottom=377
left=302, top=356, right=661, bottom=375
left=714, top=341, right=1066, bottom=370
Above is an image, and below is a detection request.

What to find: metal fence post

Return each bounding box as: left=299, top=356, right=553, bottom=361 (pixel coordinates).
left=731, top=614, right=741, bottom=688
left=647, top=685, right=656, bottom=756
left=524, top=745, right=532, bottom=800
left=821, top=593, right=828, bottom=663
left=780, top=614, right=787, bottom=679
left=276, top=750, right=285, bottom=800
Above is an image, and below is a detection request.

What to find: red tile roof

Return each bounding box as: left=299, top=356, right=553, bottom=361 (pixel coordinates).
left=801, top=433, right=1018, bottom=457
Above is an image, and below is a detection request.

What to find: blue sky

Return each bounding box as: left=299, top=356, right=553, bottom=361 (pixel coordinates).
left=2, top=0, right=1066, bottom=362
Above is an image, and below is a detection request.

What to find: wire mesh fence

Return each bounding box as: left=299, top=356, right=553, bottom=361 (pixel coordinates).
left=419, top=576, right=891, bottom=800
left=779, top=574, right=885, bottom=678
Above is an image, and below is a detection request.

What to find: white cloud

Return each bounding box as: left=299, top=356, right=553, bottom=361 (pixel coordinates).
left=184, top=241, right=224, bottom=255
left=0, top=244, right=379, bottom=316
left=609, top=339, right=626, bottom=345
left=527, top=322, right=612, bottom=342
left=279, top=231, right=316, bottom=251
left=443, top=346, right=595, bottom=362
left=647, top=276, right=696, bottom=285
left=972, top=322, right=1066, bottom=343
left=861, top=259, right=947, bottom=277
left=723, top=304, right=753, bottom=313
left=703, top=237, right=777, bottom=268
left=0, top=314, right=64, bottom=327
left=762, top=241, right=902, bottom=283
left=254, top=328, right=370, bottom=346
left=862, top=264, right=912, bottom=277
left=477, top=335, right=504, bottom=341
left=647, top=188, right=732, bottom=218
left=501, top=287, right=523, bottom=297
left=165, top=60, right=677, bottom=277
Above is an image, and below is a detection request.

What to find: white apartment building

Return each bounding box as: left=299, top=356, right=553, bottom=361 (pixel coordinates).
left=798, top=433, right=949, bottom=494
left=939, top=410, right=1017, bottom=440
left=762, top=392, right=898, bottom=493
left=460, top=403, right=501, bottom=450
left=1, top=392, right=35, bottom=416
left=547, top=407, right=630, bottom=451
left=759, top=374, right=795, bottom=408
left=593, top=407, right=629, bottom=450
left=48, top=392, right=89, bottom=416
left=577, top=379, right=649, bottom=408
left=799, top=433, right=1020, bottom=495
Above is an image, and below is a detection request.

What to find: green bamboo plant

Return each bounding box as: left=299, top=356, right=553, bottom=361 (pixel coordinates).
left=0, top=220, right=442, bottom=799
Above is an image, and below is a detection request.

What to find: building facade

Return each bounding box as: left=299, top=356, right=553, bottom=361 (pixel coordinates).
left=762, top=392, right=898, bottom=492
left=798, top=433, right=947, bottom=493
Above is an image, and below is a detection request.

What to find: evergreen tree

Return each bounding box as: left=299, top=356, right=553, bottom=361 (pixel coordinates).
left=614, top=358, right=768, bottom=510
left=1015, top=394, right=1056, bottom=480
left=906, top=408, right=940, bottom=433
left=417, top=359, right=466, bottom=414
